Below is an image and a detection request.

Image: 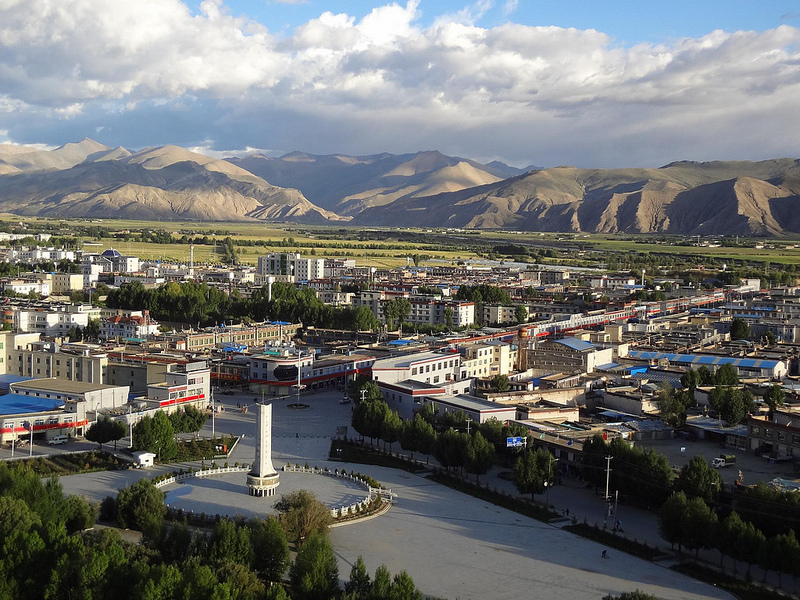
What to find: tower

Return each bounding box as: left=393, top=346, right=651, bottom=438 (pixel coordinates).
left=247, top=403, right=280, bottom=496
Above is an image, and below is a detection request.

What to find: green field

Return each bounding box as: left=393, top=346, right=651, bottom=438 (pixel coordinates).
left=8, top=216, right=800, bottom=271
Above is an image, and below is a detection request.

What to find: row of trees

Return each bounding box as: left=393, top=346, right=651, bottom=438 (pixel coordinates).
left=659, top=493, right=800, bottom=585
left=129, top=407, right=212, bottom=461
left=107, top=280, right=380, bottom=331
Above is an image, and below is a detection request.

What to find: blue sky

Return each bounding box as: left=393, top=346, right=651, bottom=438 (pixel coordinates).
left=193, top=0, right=800, bottom=43
left=0, top=0, right=799, bottom=168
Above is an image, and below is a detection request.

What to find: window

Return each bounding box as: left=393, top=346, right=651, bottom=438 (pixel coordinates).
left=778, top=431, right=787, bottom=442
left=765, top=428, right=773, bottom=438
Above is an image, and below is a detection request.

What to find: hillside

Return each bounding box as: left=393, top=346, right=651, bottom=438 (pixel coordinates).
left=351, top=160, right=800, bottom=235
left=0, top=140, right=342, bottom=223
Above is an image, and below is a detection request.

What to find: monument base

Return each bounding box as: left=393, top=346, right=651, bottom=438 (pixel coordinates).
left=247, top=472, right=280, bottom=497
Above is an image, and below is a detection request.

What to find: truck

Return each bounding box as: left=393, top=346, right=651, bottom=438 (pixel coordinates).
left=711, top=454, right=736, bottom=468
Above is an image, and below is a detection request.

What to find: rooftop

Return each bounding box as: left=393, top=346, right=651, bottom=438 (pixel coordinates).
left=12, top=378, right=122, bottom=394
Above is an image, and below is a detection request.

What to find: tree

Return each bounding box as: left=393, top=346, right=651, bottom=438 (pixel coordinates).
left=513, top=304, right=528, bottom=324
left=84, top=318, right=101, bottom=341
left=63, top=494, right=97, bottom=534
left=249, top=517, right=290, bottom=583
left=466, top=431, right=496, bottom=484
left=369, top=565, right=392, bottom=600
left=719, top=511, right=747, bottom=572
left=132, top=410, right=177, bottom=461
left=512, top=448, right=553, bottom=500
left=209, top=519, right=252, bottom=565
left=682, top=496, right=718, bottom=558
left=275, top=490, right=333, bottom=545
left=399, top=415, right=427, bottom=460
left=380, top=409, right=402, bottom=452
left=116, top=478, right=166, bottom=533
left=772, top=530, right=800, bottom=588
left=85, top=415, right=128, bottom=450
left=730, top=317, right=750, bottom=341
left=289, top=532, right=339, bottom=600
left=676, top=455, right=722, bottom=505
left=763, top=384, right=786, bottom=415
left=443, top=307, right=454, bottom=331
left=491, top=374, right=510, bottom=393
left=659, top=492, right=688, bottom=551
left=344, top=555, right=371, bottom=599
left=714, top=363, right=740, bottom=386
left=602, top=592, right=659, bottom=600
left=680, top=369, right=701, bottom=391
left=389, top=571, right=422, bottom=600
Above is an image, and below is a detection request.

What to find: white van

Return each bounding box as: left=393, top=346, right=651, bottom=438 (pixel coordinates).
left=48, top=434, right=69, bottom=445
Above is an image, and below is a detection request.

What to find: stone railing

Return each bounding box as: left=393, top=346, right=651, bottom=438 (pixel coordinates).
left=282, top=464, right=393, bottom=518
left=154, top=465, right=250, bottom=489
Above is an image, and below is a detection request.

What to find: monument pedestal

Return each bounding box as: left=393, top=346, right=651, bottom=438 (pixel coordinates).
left=246, top=473, right=280, bottom=497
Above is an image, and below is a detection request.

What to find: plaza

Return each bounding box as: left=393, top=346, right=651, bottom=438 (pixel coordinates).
left=58, top=387, right=733, bottom=600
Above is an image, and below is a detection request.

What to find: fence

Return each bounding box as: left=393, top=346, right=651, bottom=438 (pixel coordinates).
left=154, top=465, right=250, bottom=488
left=282, top=464, right=394, bottom=518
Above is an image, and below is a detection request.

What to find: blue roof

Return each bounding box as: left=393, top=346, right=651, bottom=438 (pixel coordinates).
left=627, top=351, right=781, bottom=370
left=0, top=374, right=33, bottom=385
left=551, top=337, right=596, bottom=351
left=388, top=339, right=414, bottom=346
left=0, top=394, right=65, bottom=416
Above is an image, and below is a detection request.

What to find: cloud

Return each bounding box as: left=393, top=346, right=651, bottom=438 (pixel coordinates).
left=0, top=0, right=798, bottom=167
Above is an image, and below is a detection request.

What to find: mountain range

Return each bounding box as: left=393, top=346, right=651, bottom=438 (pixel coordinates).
left=0, top=138, right=798, bottom=235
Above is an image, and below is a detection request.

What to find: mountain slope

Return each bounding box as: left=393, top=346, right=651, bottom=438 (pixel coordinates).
left=351, top=160, right=800, bottom=235
left=230, top=150, right=508, bottom=212
left=0, top=147, right=342, bottom=223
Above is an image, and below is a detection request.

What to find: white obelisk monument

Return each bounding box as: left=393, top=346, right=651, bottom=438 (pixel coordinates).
left=247, top=403, right=280, bottom=496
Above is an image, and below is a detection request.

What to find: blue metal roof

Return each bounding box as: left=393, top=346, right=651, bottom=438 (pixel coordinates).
left=0, top=394, right=65, bottom=416
left=627, top=351, right=781, bottom=370
left=388, top=339, right=414, bottom=346
left=551, top=337, right=596, bottom=351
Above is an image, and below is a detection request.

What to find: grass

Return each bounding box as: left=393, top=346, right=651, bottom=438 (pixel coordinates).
left=12, top=451, right=124, bottom=476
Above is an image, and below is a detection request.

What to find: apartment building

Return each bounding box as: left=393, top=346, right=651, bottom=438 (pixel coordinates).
left=257, top=253, right=325, bottom=282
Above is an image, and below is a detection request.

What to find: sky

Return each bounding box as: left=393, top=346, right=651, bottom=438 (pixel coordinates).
left=0, top=0, right=799, bottom=168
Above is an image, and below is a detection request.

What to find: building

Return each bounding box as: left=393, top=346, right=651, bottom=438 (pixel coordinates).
left=12, top=303, right=100, bottom=337
left=164, top=321, right=300, bottom=352
left=101, top=311, right=160, bottom=340
left=249, top=348, right=375, bottom=395
left=257, top=253, right=325, bottom=282
left=527, top=337, right=614, bottom=374
left=371, top=351, right=462, bottom=387
left=144, top=362, right=210, bottom=411
left=747, top=408, right=800, bottom=461
left=625, top=350, right=788, bottom=380
left=4, top=341, right=108, bottom=384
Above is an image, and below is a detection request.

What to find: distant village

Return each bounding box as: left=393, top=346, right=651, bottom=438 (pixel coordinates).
left=1, top=241, right=799, bottom=477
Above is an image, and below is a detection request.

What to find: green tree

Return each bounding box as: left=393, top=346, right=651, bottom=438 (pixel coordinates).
left=249, top=517, right=290, bottom=583
left=491, top=374, right=510, bottom=393
left=86, top=415, right=128, bottom=450
left=730, top=317, right=750, bottom=341
left=714, top=363, right=740, bottom=386
left=602, top=592, right=659, bottom=600
left=63, top=494, right=97, bottom=534
left=132, top=410, right=178, bottom=461
left=380, top=409, right=402, bottom=452
left=676, top=455, right=722, bottom=505
left=116, top=478, right=166, bottom=533
left=680, top=369, right=701, bottom=391
left=209, top=519, right=252, bottom=566
left=344, top=555, right=371, bottom=599
left=289, top=532, right=339, bottom=600
left=275, top=490, right=333, bottom=546
left=443, top=306, right=454, bottom=331
left=389, top=571, right=422, bottom=600
left=718, top=511, right=747, bottom=572
left=512, top=448, right=553, bottom=500
left=763, top=384, right=786, bottom=415
left=369, top=565, right=392, bottom=600
left=682, top=496, right=718, bottom=558
left=466, top=431, right=496, bottom=484
left=659, top=491, right=688, bottom=551
left=84, top=318, right=101, bottom=341
left=513, top=304, right=528, bottom=324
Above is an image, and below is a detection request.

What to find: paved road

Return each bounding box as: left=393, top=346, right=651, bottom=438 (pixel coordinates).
left=58, top=388, right=734, bottom=600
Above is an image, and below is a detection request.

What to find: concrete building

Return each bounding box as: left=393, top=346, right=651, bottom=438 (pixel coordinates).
left=527, top=337, right=614, bottom=374
left=371, top=351, right=462, bottom=387
left=4, top=341, right=108, bottom=384
left=625, top=350, right=788, bottom=379
left=101, top=311, right=160, bottom=340
left=257, top=253, right=324, bottom=282
left=747, top=409, right=800, bottom=461
left=50, top=273, right=85, bottom=294
left=144, top=362, right=211, bottom=412
left=419, top=393, right=517, bottom=424
left=165, top=321, right=300, bottom=352
left=12, top=303, right=100, bottom=337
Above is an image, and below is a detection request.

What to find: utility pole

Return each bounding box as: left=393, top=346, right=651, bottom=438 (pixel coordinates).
left=465, top=416, right=473, bottom=434
left=211, top=389, right=215, bottom=440
left=603, top=455, right=613, bottom=527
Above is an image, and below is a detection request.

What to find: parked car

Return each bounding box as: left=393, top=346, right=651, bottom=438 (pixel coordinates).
left=48, top=434, right=69, bottom=445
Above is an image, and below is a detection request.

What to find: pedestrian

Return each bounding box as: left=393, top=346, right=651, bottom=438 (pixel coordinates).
left=601, top=550, right=608, bottom=559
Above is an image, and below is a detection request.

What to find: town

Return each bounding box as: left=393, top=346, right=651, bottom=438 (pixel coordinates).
left=1, top=234, right=799, bottom=599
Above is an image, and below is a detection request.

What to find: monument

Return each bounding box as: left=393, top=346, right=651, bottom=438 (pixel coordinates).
left=247, top=402, right=280, bottom=496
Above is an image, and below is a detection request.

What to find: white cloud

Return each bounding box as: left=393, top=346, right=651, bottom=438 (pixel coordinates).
left=0, top=0, right=798, bottom=166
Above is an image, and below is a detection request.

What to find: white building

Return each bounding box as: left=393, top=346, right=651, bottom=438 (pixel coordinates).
left=13, top=304, right=99, bottom=337
left=257, top=253, right=325, bottom=282
left=101, top=311, right=160, bottom=340
left=144, top=362, right=211, bottom=412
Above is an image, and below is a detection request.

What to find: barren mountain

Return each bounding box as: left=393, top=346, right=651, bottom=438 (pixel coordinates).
left=351, top=160, right=800, bottom=235
left=0, top=141, right=342, bottom=223
left=229, top=150, right=521, bottom=212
